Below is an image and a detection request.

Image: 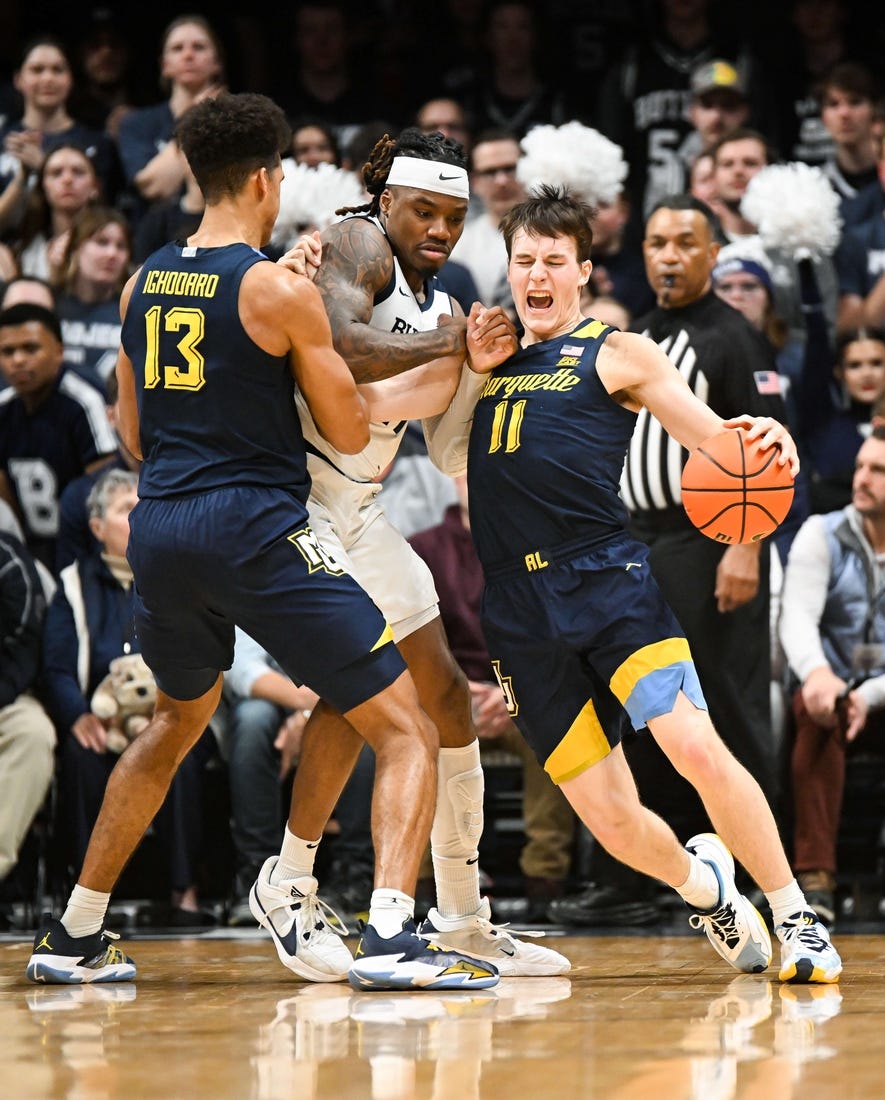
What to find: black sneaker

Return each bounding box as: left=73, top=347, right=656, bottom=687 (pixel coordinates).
left=25, top=914, right=136, bottom=985
left=547, top=883, right=661, bottom=927
left=348, top=919, right=499, bottom=991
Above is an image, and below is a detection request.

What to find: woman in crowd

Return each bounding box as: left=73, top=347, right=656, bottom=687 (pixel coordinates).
left=54, top=205, right=132, bottom=395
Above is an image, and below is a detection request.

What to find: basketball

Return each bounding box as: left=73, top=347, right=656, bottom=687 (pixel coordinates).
left=680, top=427, right=794, bottom=544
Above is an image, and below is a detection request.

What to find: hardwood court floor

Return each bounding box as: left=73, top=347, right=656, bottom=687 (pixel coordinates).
left=1, top=928, right=883, bottom=1100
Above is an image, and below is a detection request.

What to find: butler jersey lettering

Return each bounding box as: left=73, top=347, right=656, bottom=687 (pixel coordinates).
left=467, top=319, right=637, bottom=572
left=295, top=214, right=456, bottom=483
left=122, top=241, right=309, bottom=501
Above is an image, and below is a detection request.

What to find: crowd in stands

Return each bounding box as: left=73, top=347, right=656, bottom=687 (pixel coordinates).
left=3, top=0, right=885, bottom=930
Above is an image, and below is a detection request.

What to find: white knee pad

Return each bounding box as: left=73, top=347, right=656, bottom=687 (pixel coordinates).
left=431, top=744, right=485, bottom=858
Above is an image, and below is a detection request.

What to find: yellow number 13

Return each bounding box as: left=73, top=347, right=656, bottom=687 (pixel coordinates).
left=144, top=305, right=206, bottom=391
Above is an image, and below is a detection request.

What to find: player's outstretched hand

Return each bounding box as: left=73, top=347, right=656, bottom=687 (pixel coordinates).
left=722, top=415, right=800, bottom=477
left=465, top=301, right=519, bottom=374
left=277, top=230, right=322, bottom=280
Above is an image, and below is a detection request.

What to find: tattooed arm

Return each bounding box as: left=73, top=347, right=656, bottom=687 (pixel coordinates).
left=316, top=218, right=467, bottom=383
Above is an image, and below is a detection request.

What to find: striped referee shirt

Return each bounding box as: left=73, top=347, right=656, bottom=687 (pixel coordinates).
left=620, top=292, right=786, bottom=515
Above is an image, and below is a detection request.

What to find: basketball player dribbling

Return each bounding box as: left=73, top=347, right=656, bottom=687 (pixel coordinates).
left=435, top=184, right=842, bottom=985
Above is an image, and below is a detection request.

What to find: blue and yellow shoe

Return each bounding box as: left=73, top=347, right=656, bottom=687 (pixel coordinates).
left=776, top=910, right=842, bottom=984
left=348, top=920, right=499, bottom=992
left=25, top=914, right=136, bottom=985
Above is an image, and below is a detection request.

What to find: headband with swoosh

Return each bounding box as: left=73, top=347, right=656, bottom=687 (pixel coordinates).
left=385, top=156, right=469, bottom=199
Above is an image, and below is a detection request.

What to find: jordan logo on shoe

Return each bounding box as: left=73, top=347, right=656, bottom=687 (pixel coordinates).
left=37, top=933, right=53, bottom=951
left=290, top=886, right=306, bottom=900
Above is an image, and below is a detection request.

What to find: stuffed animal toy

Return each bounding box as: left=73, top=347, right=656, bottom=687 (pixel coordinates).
left=91, top=653, right=157, bottom=754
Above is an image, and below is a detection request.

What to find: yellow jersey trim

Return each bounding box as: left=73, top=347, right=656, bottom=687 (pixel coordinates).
left=371, top=623, right=395, bottom=652
left=609, top=638, right=692, bottom=705
left=545, top=697, right=611, bottom=784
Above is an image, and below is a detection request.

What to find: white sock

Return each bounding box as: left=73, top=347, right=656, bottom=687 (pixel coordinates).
left=675, top=852, right=721, bottom=909
left=766, top=880, right=808, bottom=927
left=60, top=884, right=111, bottom=938
left=431, top=742, right=484, bottom=918
left=271, top=827, right=320, bottom=884
left=368, top=888, right=414, bottom=938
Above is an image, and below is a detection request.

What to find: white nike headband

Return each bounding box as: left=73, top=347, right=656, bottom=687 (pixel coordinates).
left=385, top=156, right=469, bottom=199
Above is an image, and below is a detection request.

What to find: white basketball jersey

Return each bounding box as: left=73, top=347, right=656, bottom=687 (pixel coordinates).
left=296, top=215, right=455, bottom=483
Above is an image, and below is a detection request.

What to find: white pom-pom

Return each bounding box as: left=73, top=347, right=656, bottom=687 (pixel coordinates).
left=271, top=160, right=367, bottom=249
left=740, top=163, right=842, bottom=260
left=517, top=121, right=628, bottom=205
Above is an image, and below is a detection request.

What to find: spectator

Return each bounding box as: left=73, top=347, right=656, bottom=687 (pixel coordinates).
left=710, top=238, right=814, bottom=559
left=778, top=426, right=885, bottom=926
left=54, top=206, right=132, bottom=395
left=68, top=8, right=139, bottom=141
left=131, top=132, right=204, bottom=265
left=0, top=276, right=57, bottom=393
left=0, top=302, right=117, bottom=569
left=447, top=128, right=525, bottom=315
left=10, top=142, right=102, bottom=283
left=459, top=1, right=566, bottom=141
left=290, top=116, right=341, bottom=167
left=409, top=475, right=577, bottom=922
left=833, top=129, right=885, bottom=331
left=765, top=0, right=872, bottom=168
left=681, top=59, right=751, bottom=180
left=414, top=96, right=473, bottom=157
left=220, top=627, right=319, bottom=925
left=115, top=15, right=225, bottom=224
left=274, top=1, right=398, bottom=159
left=0, top=35, right=121, bottom=212
left=818, top=62, right=884, bottom=230
left=594, top=0, right=772, bottom=229
left=795, top=326, right=885, bottom=515
left=580, top=291, right=632, bottom=333
left=55, top=366, right=140, bottom=574
left=0, top=274, right=56, bottom=311
left=688, top=150, right=725, bottom=222
left=42, top=468, right=217, bottom=928
left=0, top=529, right=55, bottom=925
left=709, top=127, right=840, bottom=344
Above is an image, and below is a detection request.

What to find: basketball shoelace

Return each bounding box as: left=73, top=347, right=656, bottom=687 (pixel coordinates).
left=779, top=912, right=830, bottom=954
left=690, top=902, right=742, bottom=950
left=86, top=931, right=128, bottom=969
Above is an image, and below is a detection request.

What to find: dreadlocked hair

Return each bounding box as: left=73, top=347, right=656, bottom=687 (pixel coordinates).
left=335, top=126, right=468, bottom=217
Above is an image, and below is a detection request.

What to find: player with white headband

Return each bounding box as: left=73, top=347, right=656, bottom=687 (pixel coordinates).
left=251, top=126, right=572, bottom=987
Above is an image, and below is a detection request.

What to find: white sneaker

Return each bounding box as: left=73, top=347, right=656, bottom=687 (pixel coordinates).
left=685, top=833, right=772, bottom=975
left=250, top=857, right=353, bottom=982
left=418, top=897, right=571, bottom=976
left=775, top=910, right=842, bottom=984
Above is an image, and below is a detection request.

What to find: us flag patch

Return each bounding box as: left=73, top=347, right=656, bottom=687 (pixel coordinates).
left=753, top=370, right=781, bottom=395
left=559, top=344, right=584, bottom=357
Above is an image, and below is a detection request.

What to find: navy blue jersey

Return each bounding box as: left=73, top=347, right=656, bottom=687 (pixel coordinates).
left=122, top=241, right=309, bottom=501
left=467, top=318, right=635, bottom=572
left=57, top=294, right=121, bottom=395
left=0, top=368, right=117, bottom=566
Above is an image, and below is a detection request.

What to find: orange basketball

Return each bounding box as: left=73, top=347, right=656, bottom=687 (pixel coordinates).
left=681, top=427, right=794, bottom=544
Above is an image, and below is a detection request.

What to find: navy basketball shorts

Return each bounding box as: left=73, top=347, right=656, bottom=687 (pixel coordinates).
left=127, top=485, right=406, bottom=711
left=480, top=534, right=707, bottom=784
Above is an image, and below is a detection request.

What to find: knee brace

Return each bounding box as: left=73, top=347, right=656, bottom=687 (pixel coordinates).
left=431, top=744, right=485, bottom=858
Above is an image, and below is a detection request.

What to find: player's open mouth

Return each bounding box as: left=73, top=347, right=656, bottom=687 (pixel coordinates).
left=527, top=291, right=552, bottom=310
